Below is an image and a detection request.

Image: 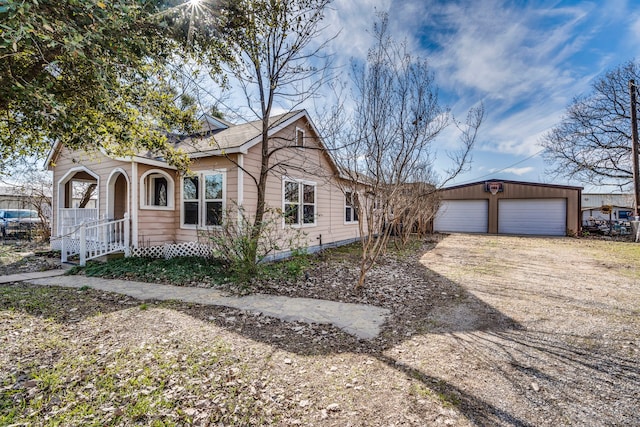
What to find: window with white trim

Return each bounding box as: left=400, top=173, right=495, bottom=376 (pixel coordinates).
left=182, top=171, right=225, bottom=227
left=283, top=178, right=316, bottom=226
left=345, top=191, right=359, bottom=223
left=295, top=128, right=304, bottom=147
left=140, top=170, right=174, bottom=209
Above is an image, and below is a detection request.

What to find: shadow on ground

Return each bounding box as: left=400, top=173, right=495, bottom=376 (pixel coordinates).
left=2, top=240, right=638, bottom=426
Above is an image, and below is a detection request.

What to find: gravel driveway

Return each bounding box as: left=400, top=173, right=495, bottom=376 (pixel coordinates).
left=411, top=234, right=640, bottom=426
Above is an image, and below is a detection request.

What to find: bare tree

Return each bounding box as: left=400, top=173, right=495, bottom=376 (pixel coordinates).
left=1, top=161, right=52, bottom=240
left=192, top=0, right=335, bottom=271
left=542, top=60, right=639, bottom=189
left=330, top=15, right=482, bottom=289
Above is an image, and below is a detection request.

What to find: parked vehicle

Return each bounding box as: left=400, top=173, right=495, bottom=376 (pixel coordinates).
left=583, top=218, right=631, bottom=236
left=0, top=209, right=42, bottom=237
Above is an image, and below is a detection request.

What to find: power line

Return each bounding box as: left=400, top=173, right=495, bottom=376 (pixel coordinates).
left=453, top=148, right=545, bottom=185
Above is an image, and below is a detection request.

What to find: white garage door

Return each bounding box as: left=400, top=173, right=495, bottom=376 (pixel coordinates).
left=498, top=199, right=566, bottom=236
left=434, top=200, right=488, bottom=233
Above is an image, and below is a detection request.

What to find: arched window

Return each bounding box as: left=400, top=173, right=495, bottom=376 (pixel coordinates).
left=140, top=170, right=174, bottom=209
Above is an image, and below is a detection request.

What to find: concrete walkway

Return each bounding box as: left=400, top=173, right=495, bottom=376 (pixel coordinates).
left=3, top=271, right=389, bottom=340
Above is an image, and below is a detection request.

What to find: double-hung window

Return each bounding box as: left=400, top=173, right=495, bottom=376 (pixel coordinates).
left=283, top=178, right=316, bottom=226
left=182, top=171, right=225, bottom=227
left=345, top=191, right=359, bottom=223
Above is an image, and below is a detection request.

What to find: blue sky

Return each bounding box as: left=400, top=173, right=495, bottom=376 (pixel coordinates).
left=319, top=0, right=640, bottom=191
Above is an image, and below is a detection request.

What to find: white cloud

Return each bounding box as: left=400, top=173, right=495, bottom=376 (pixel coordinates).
left=379, top=0, right=612, bottom=158
left=490, top=166, right=535, bottom=176
left=324, top=0, right=392, bottom=62
left=214, top=0, right=640, bottom=182
left=416, top=0, right=594, bottom=98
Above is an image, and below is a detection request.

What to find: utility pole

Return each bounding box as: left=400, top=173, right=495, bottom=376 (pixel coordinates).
left=629, top=80, right=640, bottom=217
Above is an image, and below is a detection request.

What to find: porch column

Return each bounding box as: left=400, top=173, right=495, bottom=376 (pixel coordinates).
left=131, top=161, right=138, bottom=248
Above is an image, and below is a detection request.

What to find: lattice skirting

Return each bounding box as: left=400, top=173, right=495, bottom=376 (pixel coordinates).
left=50, top=238, right=62, bottom=251
left=131, top=241, right=213, bottom=259
left=50, top=237, right=81, bottom=255
left=52, top=239, right=213, bottom=260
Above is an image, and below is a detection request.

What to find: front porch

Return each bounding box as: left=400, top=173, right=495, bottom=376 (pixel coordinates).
left=54, top=165, right=131, bottom=266
left=58, top=213, right=131, bottom=266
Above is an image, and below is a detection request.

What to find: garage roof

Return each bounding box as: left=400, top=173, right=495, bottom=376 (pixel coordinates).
left=441, top=179, right=583, bottom=192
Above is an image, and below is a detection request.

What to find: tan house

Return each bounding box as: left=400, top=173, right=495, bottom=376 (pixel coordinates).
left=46, top=110, right=362, bottom=264
left=433, top=180, right=583, bottom=236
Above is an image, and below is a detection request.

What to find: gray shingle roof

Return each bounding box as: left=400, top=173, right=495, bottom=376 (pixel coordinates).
left=173, top=110, right=302, bottom=155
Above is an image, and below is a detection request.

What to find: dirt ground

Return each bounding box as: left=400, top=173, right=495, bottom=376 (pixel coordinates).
left=410, top=234, right=639, bottom=426
left=1, top=235, right=639, bottom=426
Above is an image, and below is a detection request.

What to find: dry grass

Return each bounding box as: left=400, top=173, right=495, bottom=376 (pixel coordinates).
left=1, top=235, right=639, bottom=426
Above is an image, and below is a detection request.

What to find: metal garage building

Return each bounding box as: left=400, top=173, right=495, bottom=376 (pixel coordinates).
left=433, top=180, right=582, bottom=236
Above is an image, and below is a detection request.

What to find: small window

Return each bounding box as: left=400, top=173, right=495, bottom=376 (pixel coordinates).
left=149, top=176, right=168, bottom=206
left=284, top=181, right=300, bottom=224
left=183, top=176, right=199, bottom=225
left=204, top=174, right=223, bottom=226
left=141, top=170, right=174, bottom=209
left=296, top=128, right=304, bottom=147
left=182, top=171, right=225, bottom=228
left=302, top=184, right=315, bottom=224
left=283, top=178, right=316, bottom=226
left=345, top=191, right=359, bottom=223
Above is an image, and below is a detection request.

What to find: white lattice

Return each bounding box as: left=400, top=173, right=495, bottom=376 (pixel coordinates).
left=130, top=245, right=165, bottom=258
left=62, top=237, right=81, bottom=256
left=164, top=241, right=212, bottom=259
left=50, top=237, right=62, bottom=251
left=130, top=242, right=212, bottom=259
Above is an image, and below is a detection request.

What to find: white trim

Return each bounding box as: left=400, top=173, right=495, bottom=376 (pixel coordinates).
left=186, top=147, right=248, bottom=159
left=237, top=155, right=244, bottom=205
left=180, top=169, right=227, bottom=230
left=113, top=155, right=178, bottom=169
left=344, top=190, right=359, bottom=225
left=56, top=166, right=100, bottom=235
left=139, top=169, right=175, bottom=210
left=106, top=168, right=130, bottom=220
left=295, top=127, right=305, bottom=147
left=132, top=161, right=139, bottom=248
left=282, top=176, right=317, bottom=228
left=200, top=113, right=230, bottom=130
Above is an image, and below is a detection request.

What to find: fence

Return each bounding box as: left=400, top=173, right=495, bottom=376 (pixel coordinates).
left=60, top=214, right=130, bottom=266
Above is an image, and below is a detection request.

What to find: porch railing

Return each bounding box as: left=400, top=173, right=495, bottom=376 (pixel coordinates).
left=58, top=208, right=99, bottom=233
left=61, top=213, right=130, bottom=266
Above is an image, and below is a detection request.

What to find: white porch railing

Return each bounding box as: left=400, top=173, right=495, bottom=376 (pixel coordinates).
left=59, top=208, right=99, bottom=233
left=61, top=214, right=130, bottom=266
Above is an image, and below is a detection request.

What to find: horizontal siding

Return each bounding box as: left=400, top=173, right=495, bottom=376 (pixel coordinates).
left=137, top=209, right=177, bottom=246
left=239, top=147, right=262, bottom=218
left=173, top=155, right=239, bottom=244
left=51, top=146, right=132, bottom=235
left=51, top=114, right=365, bottom=254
